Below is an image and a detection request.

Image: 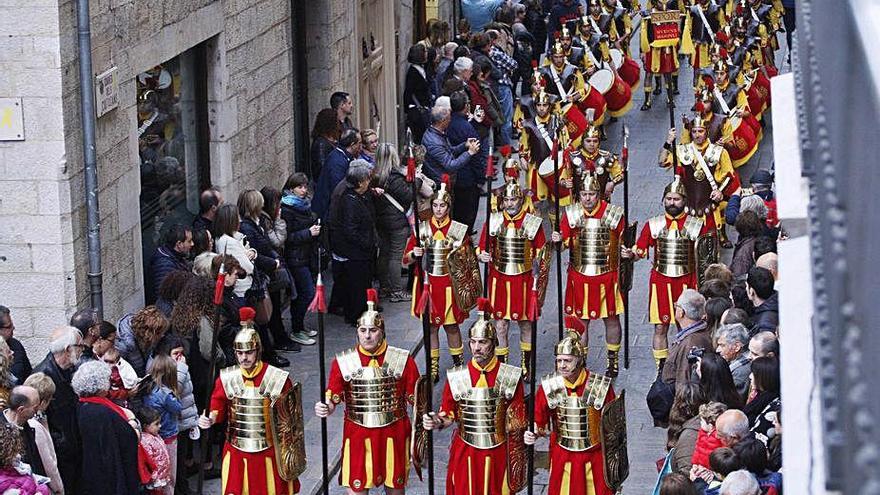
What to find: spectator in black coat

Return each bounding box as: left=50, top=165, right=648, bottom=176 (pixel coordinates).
left=747, top=267, right=779, bottom=334
left=0, top=307, right=30, bottom=383
left=328, top=161, right=378, bottom=325
left=148, top=224, right=193, bottom=303
left=280, top=173, right=323, bottom=345
left=192, top=187, right=223, bottom=234
left=446, top=90, right=486, bottom=233
left=404, top=44, right=435, bottom=143
left=313, top=129, right=362, bottom=219
left=69, top=307, right=101, bottom=363
left=308, top=108, right=340, bottom=181
left=32, top=326, right=85, bottom=494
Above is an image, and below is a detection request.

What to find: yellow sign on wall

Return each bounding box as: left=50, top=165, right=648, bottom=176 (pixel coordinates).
left=426, top=0, right=439, bottom=21
left=0, top=98, right=24, bottom=141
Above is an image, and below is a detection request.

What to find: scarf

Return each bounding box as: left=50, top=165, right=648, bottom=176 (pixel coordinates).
left=282, top=191, right=311, bottom=210
left=80, top=395, right=129, bottom=421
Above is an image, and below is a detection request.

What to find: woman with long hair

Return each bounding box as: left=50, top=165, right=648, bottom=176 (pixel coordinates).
left=0, top=340, right=13, bottom=408
left=404, top=43, right=434, bottom=143
left=699, top=352, right=745, bottom=409
left=309, top=108, right=340, bottom=180
left=666, top=381, right=707, bottom=474
left=706, top=297, right=733, bottom=342
left=744, top=356, right=781, bottom=441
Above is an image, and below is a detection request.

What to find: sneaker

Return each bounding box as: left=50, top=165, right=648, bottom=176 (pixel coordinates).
left=305, top=327, right=318, bottom=337
left=290, top=331, right=316, bottom=345
left=390, top=291, right=412, bottom=302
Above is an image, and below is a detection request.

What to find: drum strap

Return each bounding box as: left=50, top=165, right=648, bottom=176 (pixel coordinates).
left=549, top=65, right=570, bottom=99
left=537, top=121, right=555, bottom=151
left=712, top=86, right=731, bottom=115
left=689, top=143, right=719, bottom=192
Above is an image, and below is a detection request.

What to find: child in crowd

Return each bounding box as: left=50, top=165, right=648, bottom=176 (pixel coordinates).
left=690, top=447, right=742, bottom=494
left=101, top=346, right=138, bottom=406
left=691, top=402, right=728, bottom=469
left=137, top=407, right=172, bottom=495
left=155, top=335, right=199, bottom=491
left=144, top=355, right=183, bottom=494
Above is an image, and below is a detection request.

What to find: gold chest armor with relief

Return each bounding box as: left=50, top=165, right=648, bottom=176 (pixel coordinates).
left=489, top=212, right=543, bottom=276
left=566, top=204, right=623, bottom=276
left=649, top=215, right=702, bottom=277
left=448, top=363, right=521, bottom=448
left=420, top=220, right=467, bottom=276
left=337, top=346, right=409, bottom=428
left=542, top=372, right=612, bottom=451
left=220, top=364, right=289, bottom=453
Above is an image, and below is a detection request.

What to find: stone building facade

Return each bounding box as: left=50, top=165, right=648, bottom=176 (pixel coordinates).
left=0, top=0, right=455, bottom=355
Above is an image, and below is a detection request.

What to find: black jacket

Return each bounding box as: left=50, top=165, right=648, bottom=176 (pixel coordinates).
left=0, top=412, right=45, bottom=476
left=374, top=171, right=416, bottom=232
left=7, top=337, right=31, bottom=382
left=32, top=353, right=81, bottom=484
left=329, top=185, right=377, bottom=261
left=239, top=218, right=280, bottom=274
left=77, top=402, right=139, bottom=494
left=308, top=136, right=335, bottom=181
left=148, top=247, right=190, bottom=302
left=404, top=65, right=433, bottom=142
left=280, top=201, right=321, bottom=270
left=751, top=291, right=779, bottom=333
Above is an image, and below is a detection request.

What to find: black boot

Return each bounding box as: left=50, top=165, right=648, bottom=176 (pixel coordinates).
left=606, top=350, right=620, bottom=378
left=653, top=77, right=662, bottom=95
left=641, top=92, right=652, bottom=111
left=521, top=349, right=533, bottom=379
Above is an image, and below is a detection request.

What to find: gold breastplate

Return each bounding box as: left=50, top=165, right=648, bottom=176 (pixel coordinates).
left=220, top=364, right=289, bottom=453
left=542, top=372, right=611, bottom=451
left=490, top=213, right=542, bottom=276
left=649, top=215, right=701, bottom=277
left=448, top=363, right=521, bottom=448
left=337, top=346, right=409, bottom=428
left=421, top=220, right=467, bottom=276
left=567, top=204, right=623, bottom=276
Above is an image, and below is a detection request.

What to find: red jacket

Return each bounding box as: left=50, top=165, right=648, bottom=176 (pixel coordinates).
left=691, top=428, right=723, bottom=469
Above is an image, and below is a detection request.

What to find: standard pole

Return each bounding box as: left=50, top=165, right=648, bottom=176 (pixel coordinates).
left=552, top=133, right=564, bottom=339
left=75, top=0, right=103, bottom=317
left=315, top=246, right=330, bottom=495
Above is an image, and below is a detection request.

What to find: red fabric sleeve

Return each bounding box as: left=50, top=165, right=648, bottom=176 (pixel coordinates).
left=477, top=220, right=490, bottom=254
left=208, top=376, right=229, bottom=423
left=439, top=381, right=457, bottom=419
left=325, top=359, right=345, bottom=404
left=401, top=357, right=421, bottom=404
left=402, top=233, right=418, bottom=265
left=722, top=172, right=741, bottom=197
left=533, top=386, right=551, bottom=434
left=533, top=224, right=547, bottom=251
left=634, top=221, right=654, bottom=254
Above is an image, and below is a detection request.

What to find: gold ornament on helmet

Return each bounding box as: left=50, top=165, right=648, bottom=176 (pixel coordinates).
left=357, top=289, right=385, bottom=331
left=502, top=159, right=524, bottom=200
left=580, top=172, right=602, bottom=193
left=433, top=173, right=452, bottom=206
left=233, top=307, right=261, bottom=351
left=529, top=61, right=544, bottom=88
left=663, top=175, right=689, bottom=199
left=551, top=41, right=566, bottom=57
left=469, top=298, right=497, bottom=342
left=560, top=25, right=572, bottom=40
left=690, top=114, right=709, bottom=130
left=555, top=316, right=587, bottom=358
left=584, top=125, right=601, bottom=140
left=713, top=60, right=729, bottom=75
left=535, top=89, right=553, bottom=105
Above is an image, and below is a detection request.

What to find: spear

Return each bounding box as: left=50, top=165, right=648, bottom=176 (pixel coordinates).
left=526, top=276, right=540, bottom=495
left=406, top=128, right=435, bottom=495
left=307, top=234, right=330, bottom=495
left=482, top=129, right=495, bottom=295
left=621, top=126, right=632, bottom=370
left=552, top=127, right=565, bottom=340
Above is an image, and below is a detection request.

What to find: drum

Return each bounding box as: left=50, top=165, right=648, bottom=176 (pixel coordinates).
left=538, top=157, right=573, bottom=201
left=588, top=68, right=615, bottom=94
left=609, top=48, right=624, bottom=70
left=605, top=74, right=634, bottom=118
left=618, top=56, right=642, bottom=89
left=724, top=114, right=759, bottom=168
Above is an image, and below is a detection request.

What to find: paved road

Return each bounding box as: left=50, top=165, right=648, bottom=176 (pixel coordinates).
left=196, top=53, right=777, bottom=495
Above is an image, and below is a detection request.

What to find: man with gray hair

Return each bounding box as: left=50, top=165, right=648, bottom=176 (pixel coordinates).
left=421, top=104, right=481, bottom=182
left=441, top=56, right=474, bottom=96
left=720, top=469, right=761, bottom=495
left=33, top=326, right=84, bottom=492
left=716, top=409, right=752, bottom=447
left=661, top=289, right=714, bottom=387
left=1, top=385, right=44, bottom=476
left=716, top=323, right=753, bottom=400
left=434, top=41, right=459, bottom=89
left=748, top=331, right=779, bottom=360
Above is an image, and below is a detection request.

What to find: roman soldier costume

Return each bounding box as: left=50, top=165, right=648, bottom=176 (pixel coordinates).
left=438, top=300, right=527, bottom=495
left=324, top=289, right=422, bottom=491
left=542, top=41, right=608, bottom=126
left=639, top=0, right=682, bottom=109
left=207, top=324, right=305, bottom=495
left=571, top=125, right=625, bottom=198
left=478, top=169, right=547, bottom=364
left=533, top=331, right=617, bottom=495
left=709, top=60, right=762, bottom=168
left=519, top=90, right=573, bottom=206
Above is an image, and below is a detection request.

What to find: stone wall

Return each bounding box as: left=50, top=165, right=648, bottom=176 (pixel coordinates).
left=1, top=0, right=296, bottom=355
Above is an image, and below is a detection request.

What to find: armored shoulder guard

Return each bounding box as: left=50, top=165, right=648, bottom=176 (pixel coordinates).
left=495, top=363, right=522, bottom=399
left=488, top=211, right=505, bottom=236
left=336, top=348, right=362, bottom=382
left=676, top=144, right=695, bottom=166
left=219, top=364, right=246, bottom=399
left=447, top=365, right=472, bottom=400
left=522, top=213, right=543, bottom=240
left=683, top=215, right=704, bottom=240
left=704, top=143, right=724, bottom=166
left=602, top=204, right=624, bottom=229
left=565, top=203, right=585, bottom=229
left=260, top=365, right=290, bottom=402
left=583, top=372, right=612, bottom=410
left=383, top=346, right=410, bottom=379
left=446, top=220, right=468, bottom=247
left=541, top=373, right=568, bottom=409
left=648, top=215, right=667, bottom=238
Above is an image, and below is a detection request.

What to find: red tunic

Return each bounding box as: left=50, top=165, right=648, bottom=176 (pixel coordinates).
left=534, top=370, right=616, bottom=495
left=634, top=213, right=711, bottom=325
left=478, top=209, right=547, bottom=321
left=208, top=362, right=300, bottom=495
left=404, top=216, right=470, bottom=325
left=325, top=342, right=421, bottom=490
left=560, top=201, right=626, bottom=320
left=440, top=358, right=526, bottom=495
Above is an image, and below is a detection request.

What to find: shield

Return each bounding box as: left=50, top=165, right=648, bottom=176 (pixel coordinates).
left=410, top=375, right=431, bottom=479
left=270, top=382, right=307, bottom=481
left=447, top=241, right=482, bottom=312
left=618, top=222, right=638, bottom=293
left=533, top=245, right=553, bottom=308
left=505, top=400, right=528, bottom=493
left=600, top=390, right=629, bottom=491
left=695, top=232, right=720, bottom=286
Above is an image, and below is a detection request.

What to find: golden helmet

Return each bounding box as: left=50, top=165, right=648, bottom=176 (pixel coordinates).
left=551, top=41, right=567, bottom=57
left=713, top=59, right=729, bottom=76
left=535, top=89, right=553, bottom=105
left=470, top=298, right=497, bottom=342
left=502, top=159, right=524, bottom=200
left=555, top=316, right=587, bottom=358
left=580, top=172, right=603, bottom=194
left=690, top=114, right=709, bottom=130
left=584, top=125, right=601, bottom=140
left=529, top=61, right=544, bottom=87
left=357, top=289, right=385, bottom=331
left=663, top=175, right=689, bottom=199
left=233, top=307, right=261, bottom=351
left=560, top=25, right=572, bottom=40
left=433, top=173, right=452, bottom=206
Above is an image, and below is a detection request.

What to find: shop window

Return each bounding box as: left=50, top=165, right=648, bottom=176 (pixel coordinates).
left=136, top=44, right=210, bottom=301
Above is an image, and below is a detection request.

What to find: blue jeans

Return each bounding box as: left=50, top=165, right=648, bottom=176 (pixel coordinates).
left=495, top=84, right=514, bottom=145
left=290, top=265, right=315, bottom=333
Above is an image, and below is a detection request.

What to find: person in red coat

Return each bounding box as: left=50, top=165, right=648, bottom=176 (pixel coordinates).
left=524, top=326, right=615, bottom=495
left=315, top=289, right=421, bottom=494
left=422, top=299, right=526, bottom=495
left=198, top=310, right=300, bottom=495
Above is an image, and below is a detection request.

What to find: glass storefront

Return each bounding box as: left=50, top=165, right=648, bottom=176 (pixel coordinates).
left=136, top=45, right=210, bottom=300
